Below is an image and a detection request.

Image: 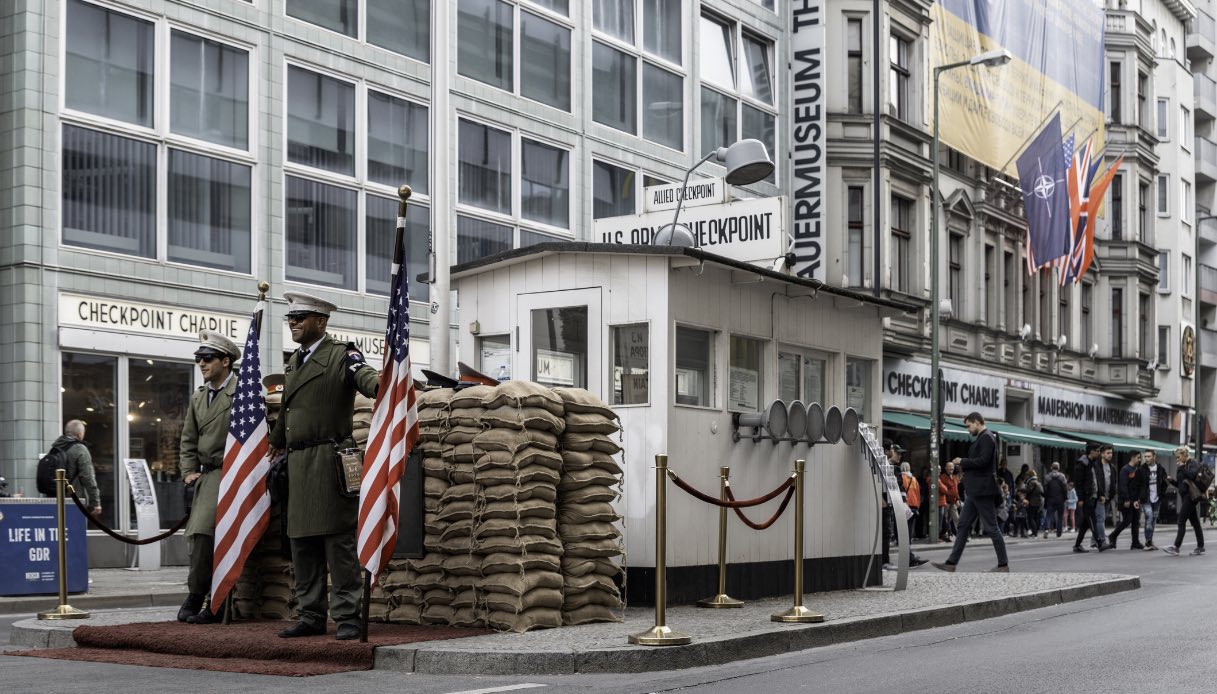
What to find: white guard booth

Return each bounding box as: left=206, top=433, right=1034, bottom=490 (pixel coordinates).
left=450, top=242, right=918, bottom=603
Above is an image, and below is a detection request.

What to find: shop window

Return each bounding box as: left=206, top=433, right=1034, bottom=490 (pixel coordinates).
left=366, top=196, right=431, bottom=300
left=61, top=353, right=118, bottom=529
left=612, top=323, right=649, bottom=405
left=367, top=92, right=429, bottom=193
left=65, top=0, right=155, bottom=127
left=62, top=125, right=157, bottom=259
left=675, top=326, right=714, bottom=407
left=167, top=150, right=252, bottom=273
left=128, top=359, right=193, bottom=529
left=531, top=307, right=588, bottom=388
left=479, top=335, right=513, bottom=379
left=846, top=357, right=871, bottom=421
left=285, top=176, right=358, bottom=289
left=287, top=67, right=356, bottom=176
left=170, top=32, right=249, bottom=150
left=728, top=335, right=765, bottom=412
left=778, top=351, right=826, bottom=405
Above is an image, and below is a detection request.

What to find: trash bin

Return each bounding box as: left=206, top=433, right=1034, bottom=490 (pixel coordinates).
left=0, top=498, right=88, bottom=596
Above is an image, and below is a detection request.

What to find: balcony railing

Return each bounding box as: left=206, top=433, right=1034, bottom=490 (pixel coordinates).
left=1200, top=213, right=1217, bottom=246
left=1189, top=10, right=1216, bottom=60
left=1198, top=72, right=1217, bottom=121
left=1201, top=264, right=1217, bottom=304
left=1198, top=136, right=1217, bottom=184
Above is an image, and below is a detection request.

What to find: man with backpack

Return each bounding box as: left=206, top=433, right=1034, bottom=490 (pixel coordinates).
left=1072, top=444, right=1112, bottom=553
left=39, top=420, right=100, bottom=517
left=1043, top=462, right=1069, bottom=538
left=932, top=412, right=1010, bottom=573
left=1164, top=446, right=1209, bottom=556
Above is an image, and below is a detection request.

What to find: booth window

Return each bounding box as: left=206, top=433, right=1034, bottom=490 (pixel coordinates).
left=778, top=351, right=826, bottom=406
left=479, top=335, right=512, bottom=380
left=612, top=324, right=649, bottom=405
left=845, top=357, right=871, bottom=421
left=675, top=326, right=714, bottom=407
left=728, top=335, right=765, bottom=412
left=531, top=307, right=588, bottom=388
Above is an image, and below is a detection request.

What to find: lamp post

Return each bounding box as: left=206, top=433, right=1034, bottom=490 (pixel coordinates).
left=1195, top=215, right=1216, bottom=452
left=654, top=139, right=775, bottom=246
left=929, top=49, right=1012, bottom=543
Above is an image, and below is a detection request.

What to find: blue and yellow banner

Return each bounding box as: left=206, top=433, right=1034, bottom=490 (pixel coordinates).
left=931, top=0, right=1106, bottom=175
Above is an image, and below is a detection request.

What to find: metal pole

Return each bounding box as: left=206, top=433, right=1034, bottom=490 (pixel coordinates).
left=929, top=67, right=943, bottom=545
left=37, top=469, right=89, bottom=620
left=697, top=466, right=743, bottom=608
left=872, top=0, right=882, bottom=297
left=429, top=0, right=451, bottom=377
left=772, top=460, right=823, bottom=623
left=629, top=454, right=691, bottom=645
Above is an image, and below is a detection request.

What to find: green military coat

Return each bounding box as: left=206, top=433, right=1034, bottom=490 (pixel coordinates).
left=269, top=335, right=379, bottom=538
left=179, top=375, right=237, bottom=537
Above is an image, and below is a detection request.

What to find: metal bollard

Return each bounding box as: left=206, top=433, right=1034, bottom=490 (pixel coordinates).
left=37, top=469, right=90, bottom=621
left=772, top=459, right=824, bottom=623
left=628, top=454, right=691, bottom=646
left=697, top=466, right=743, bottom=608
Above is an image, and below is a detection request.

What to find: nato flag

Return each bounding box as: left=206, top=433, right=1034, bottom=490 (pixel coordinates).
left=1017, top=113, right=1071, bottom=268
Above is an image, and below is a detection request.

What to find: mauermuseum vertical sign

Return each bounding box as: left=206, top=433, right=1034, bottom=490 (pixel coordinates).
left=790, top=0, right=826, bottom=281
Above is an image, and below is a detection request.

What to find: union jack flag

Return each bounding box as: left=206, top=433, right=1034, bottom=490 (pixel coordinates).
left=1055, top=135, right=1124, bottom=286
left=210, top=303, right=271, bottom=608
left=357, top=210, right=419, bottom=582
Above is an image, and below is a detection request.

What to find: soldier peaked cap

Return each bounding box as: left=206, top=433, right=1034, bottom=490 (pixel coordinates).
left=194, top=330, right=240, bottom=359
left=283, top=291, right=338, bottom=317
left=262, top=373, right=286, bottom=393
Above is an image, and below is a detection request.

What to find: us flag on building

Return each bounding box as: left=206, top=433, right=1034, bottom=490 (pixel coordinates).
left=210, top=302, right=271, bottom=607
left=357, top=211, right=419, bottom=582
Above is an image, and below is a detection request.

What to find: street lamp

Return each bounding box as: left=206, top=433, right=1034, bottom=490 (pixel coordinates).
left=928, top=48, right=1013, bottom=543
left=653, top=139, right=775, bottom=246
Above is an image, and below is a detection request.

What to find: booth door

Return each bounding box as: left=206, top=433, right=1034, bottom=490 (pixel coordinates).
left=517, top=288, right=603, bottom=398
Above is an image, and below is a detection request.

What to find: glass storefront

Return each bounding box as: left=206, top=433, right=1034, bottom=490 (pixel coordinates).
left=61, top=352, right=118, bottom=528
left=128, top=359, right=192, bottom=528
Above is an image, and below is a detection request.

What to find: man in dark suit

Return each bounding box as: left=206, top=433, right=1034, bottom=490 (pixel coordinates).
left=933, top=412, right=1009, bottom=573
left=1072, top=444, right=1112, bottom=553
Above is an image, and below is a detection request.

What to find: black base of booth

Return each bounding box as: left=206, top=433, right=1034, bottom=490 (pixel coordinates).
left=626, top=554, right=881, bottom=606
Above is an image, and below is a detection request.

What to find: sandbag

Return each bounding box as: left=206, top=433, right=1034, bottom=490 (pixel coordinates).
left=477, top=570, right=563, bottom=596
left=388, top=603, right=423, bottom=625
left=481, top=551, right=562, bottom=575
left=563, top=537, right=622, bottom=558
left=483, top=586, right=564, bottom=612
left=417, top=388, right=454, bottom=408
left=475, top=517, right=558, bottom=541
left=474, top=427, right=560, bottom=452
left=562, top=604, right=621, bottom=626
left=439, top=519, right=473, bottom=542
left=551, top=387, right=618, bottom=417
left=481, top=498, right=556, bottom=520
left=442, top=554, right=483, bottom=577
left=560, top=486, right=619, bottom=504
left=562, top=572, right=619, bottom=595
left=559, top=433, right=621, bottom=455
left=558, top=521, right=621, bottom=543
left=558, top=468, right=620, bottom=491
left=450, top=607, right=485, bottom=628
left=475, top=448, right=564, bottom=472
left=562, top=587, right=622, bottom=610
left=421, top=604, right=455, bottom=625
left=560, top=556, right=619, bottom=578
left=450, top=385, right=496, bottom=410
left=450, top=588, right=478, bottom=609
left=559, top=450, right=623, bottom=475
left=562, top=412, right=620, bottom=435
left=487, top=607, right=562, bottom=632
left=436, top=500, right=476, bottom=523
left=482, top=381, right=565, bottom=416
left=476, top=463, right=560, bottom=487
left=481, top=406, right=566, bottom=433
left=424, top=476, right=449, bottom=497
left=422, top=587, right=454, bottom=606
left=481, top=482, right=557, bottom=504
left=557, top=502, right=619, bottom=524
left=473, top=533, right=563, bottom=556
left=448, top=407, right=487, bottom=428
left=441, top=425, right=486, bottom=445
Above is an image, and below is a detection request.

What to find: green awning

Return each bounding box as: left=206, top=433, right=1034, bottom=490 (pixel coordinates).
left=883, top=411, right=972, bottom=441
left=945, top=418, right=1087, bottom=450
left=1046, top=428, right=1178, bottom=454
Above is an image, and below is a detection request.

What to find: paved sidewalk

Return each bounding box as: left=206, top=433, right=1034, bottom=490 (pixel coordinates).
left=0, top=567, right=188, bottom=615
left=10, top=570, right=1138, bottom=675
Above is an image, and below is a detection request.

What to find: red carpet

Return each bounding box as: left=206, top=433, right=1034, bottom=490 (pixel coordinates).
left=13, top=620, right=490, bottom=676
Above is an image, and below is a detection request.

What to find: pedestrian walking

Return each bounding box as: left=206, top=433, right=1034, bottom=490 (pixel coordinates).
left=900, top=462, right=921, bottom=542
left=1163, top=447, right=1206, bottom=556
left=880, top=441, right=927, bottom=569
left=1043, top=463, right=1068, bottom=538
left=938, top=462, right=959, bottom=541
left=933, top=412, right=1010, bottom=573
left=268, top=292, right=381, bottom=640
left=1091, top=445, right=1116, bottom=545
left=44, top=420, right=101, bottom=517
left=1072, top=444, right=1112, bottom=553
left=1107, top=452, right=1145, bottom=550
left=1024, top=471, right=1043, bottom=537
left=1065, top=482, right=1078, bottom=531
left=177, top=330, right=241, bottom=624
left=1139, top=448, right=1169, bottom=550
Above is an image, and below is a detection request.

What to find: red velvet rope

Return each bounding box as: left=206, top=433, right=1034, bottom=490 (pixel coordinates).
left=726, top=484, right=796, bottom=530
left=666, top=470, right=795, bottom=508
left=69, top=488, right=189, bottom=545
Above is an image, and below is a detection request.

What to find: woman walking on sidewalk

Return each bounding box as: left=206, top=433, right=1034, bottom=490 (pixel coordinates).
left=1065, top=482, right=1078, bottom=532
left=1164, top=447, right=1207, bottom=556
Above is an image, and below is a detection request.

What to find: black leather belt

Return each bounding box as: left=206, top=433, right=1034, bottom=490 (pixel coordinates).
left=286, top=438, right=339, bottom=452
left=198, top=463, right=218, bottom=474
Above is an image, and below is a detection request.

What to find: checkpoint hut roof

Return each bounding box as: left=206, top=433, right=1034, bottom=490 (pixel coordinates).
left=423, top=242, right=923, bottom=317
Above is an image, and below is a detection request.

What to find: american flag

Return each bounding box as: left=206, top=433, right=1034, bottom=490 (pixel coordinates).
left=210, top=303, right=272, bottom=608
left=357, top=211, right=419, bottom=582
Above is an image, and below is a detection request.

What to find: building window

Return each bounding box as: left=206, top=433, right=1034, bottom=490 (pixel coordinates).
left=1159, top=251, right=1170, bottom=291
left=984, top=245, right=995, bottom=325
left=1181, top=105, right=1193, bottom=144
left=456, top=216, right=513, bottom=263
left=1157, top=174, right=1169, bottom=215
left=520, top=138, right=570, bottom=228
left=285, top=176, right=357, bottom=288
left=1183, top=254, right=1193, bottom=296
left=1139, top=180, right=1150, bottom=242
left=1182, top=180, right=1192, bottom=223
left=62, top=126, right=158, bottom=259
left=478, top=334, right=513, bottom=379
left=1137, top=71, right=1148, bottom=127
left=1109, top=61, right=1121, bottom=123
left=1004, top=249, right=1017, bottom=332
left=612, top=323, right=649, bottom=405
left=65, top=0, right=155, bottom=127
left=847, top=186, right=865, bottom=286
left=167, top=150, right=252, bottom=273
left=288, top=0, right=430, bottom=63
left=1158, top=325, right=1170, bottom=367
left=366, top=197, right=430, bottom=300
left=1157, top=98, right=1169, bottom=139
left=890, top=195, right=913, bottom=293
left=458, top=119, right=512, bottom=215
left=949, top=233, right=963, bottom=318
left=456, top=2, right=573, bottom=111
left=1111, top=173, right=1123, bottom=240
left=846, top=357, right=871, bottom=420
left=700, top=14, right=775, bottom=166
left=889, top=34, right=911, bottom=121
left=287, top=66, right=356, bottom=176
left=591, top=161, right=667, bottom=221
left=592, top=0, right=684, bottom=148
left=531, top=306, right=588, bottom=388
left=1059, top=288, right=1069, bottom=342
left=170, top=32, right=249, bottom=149
left=675, top=326, right=714, bottom=407
left=367, top=91, right=430, bottom=193
left=458, top=0, right=514, bottom=91
left=1112, top=287, right=1124, bottom=358
left=728, top=335, right=765, bottom=412
left=1139, top=293, right=1151, bottom=358
left=778, top=350, right=827, bottom=405
left=1081, top=282, right=1093, bottom=351
left=847, top=18, right=864, bottom=113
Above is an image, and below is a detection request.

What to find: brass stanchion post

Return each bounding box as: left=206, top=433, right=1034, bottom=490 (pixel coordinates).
left=628, top=454, right=691, bottom=646
left=772, top=459, right=823, bottom=623
left=38, top=469, right=90, bottom=620
left=697, top=466, right=743, bottom=608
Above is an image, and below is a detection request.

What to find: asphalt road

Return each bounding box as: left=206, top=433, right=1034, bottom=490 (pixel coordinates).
left=1, top=530, right=1211, bottom=694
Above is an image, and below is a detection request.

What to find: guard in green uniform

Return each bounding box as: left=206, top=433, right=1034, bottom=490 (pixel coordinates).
left=269, top=292, right=379, bottom=641
left=177, top=330, right=241, bottom=623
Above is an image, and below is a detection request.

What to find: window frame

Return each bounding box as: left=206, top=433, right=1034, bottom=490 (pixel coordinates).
left=58, top=3, right=260, bottom=277
left=1157, top=174, right=1170, bottom=216
left=846, top=184, right=866, bottom=286
left=1158, top=250, right=1171, bottom=293
left=1158, top=325, right=1170, bottom=368
left=890, top=194, right=914, bottom=294
left=610, top=321, right=652, bottom=407
left=1157, top=97, right=1170, bottom=139
left=727, top=333, right=768, bottom=413
left=458, top=0, right=575, bottom=113
left=846, top=16, right=865, bottom=114
left=674, top=323, right=719, bottom=410
left=776, top=345, right=832, bottom=406
left=697, top=11, right=777, bottom=169
left=284, top=0, right=431, bottom=65
left=888, top=32, right=912, bottom=121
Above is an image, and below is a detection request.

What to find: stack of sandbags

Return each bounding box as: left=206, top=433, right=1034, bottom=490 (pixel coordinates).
left=469, top=382, right=567, bottom=632
left=351, top=392, right=374, bottom=449
left=552, top=388, right=625, bottom=626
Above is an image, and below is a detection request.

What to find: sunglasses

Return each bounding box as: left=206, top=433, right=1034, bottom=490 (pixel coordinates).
left=285, top=314, right=318, bottom=324
left=195, top=355, right=220, bottom=363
